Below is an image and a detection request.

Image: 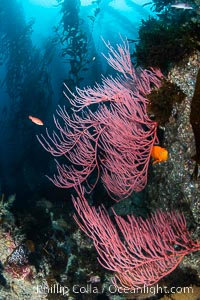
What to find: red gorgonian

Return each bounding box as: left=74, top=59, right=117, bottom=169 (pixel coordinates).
left=38, top=39, right=163, bottom=200
left=73, top=191, right=200, bottom=290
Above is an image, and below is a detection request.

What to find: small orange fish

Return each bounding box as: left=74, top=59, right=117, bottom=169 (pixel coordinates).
left=151, top=146, right=168, bottom=165
left=29, top=115, right=44, bottom=126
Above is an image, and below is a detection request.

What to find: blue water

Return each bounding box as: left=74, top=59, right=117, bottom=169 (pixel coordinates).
left=0, top=0, right=152, bottom=198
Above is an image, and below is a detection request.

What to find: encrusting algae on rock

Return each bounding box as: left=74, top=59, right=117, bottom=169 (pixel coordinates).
left=190, top=68, right=200, bottom=177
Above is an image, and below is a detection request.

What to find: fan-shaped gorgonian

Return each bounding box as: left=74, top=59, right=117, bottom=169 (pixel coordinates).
left=38, top=39, right=163, bottom=200
left=73, top=191, right=200, bottom=290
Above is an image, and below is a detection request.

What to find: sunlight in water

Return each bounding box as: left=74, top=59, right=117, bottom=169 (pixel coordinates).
left=29, top=0, right=58, bottom=7
left=29, top=0, right=119, bottom=8
left=81, top=0, right=93, bottom=5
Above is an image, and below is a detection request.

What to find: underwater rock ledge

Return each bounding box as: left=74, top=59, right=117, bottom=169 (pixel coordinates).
left=147, top=51, right=200, bottom=282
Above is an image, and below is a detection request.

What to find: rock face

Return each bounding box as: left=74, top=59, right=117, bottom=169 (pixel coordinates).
left=190, top=68, right=200, bottom=166
left=147, top=52, right=200, bottom=281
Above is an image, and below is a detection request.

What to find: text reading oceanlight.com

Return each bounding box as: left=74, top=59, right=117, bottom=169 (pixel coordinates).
left=35, top=283, right=194, bottom=296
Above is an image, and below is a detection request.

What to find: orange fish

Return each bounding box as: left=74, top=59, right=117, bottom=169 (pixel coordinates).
left=151, top=146, right=168, bottom=165
left=29, top=115, right=44, bottom=126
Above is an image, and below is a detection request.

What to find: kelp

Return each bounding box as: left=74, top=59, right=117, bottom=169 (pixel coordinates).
left=147, top=79, right=186, bottom=125
left=134, top=11, right=200, bottom=71
left=54, top=0, right=89, bottom=90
